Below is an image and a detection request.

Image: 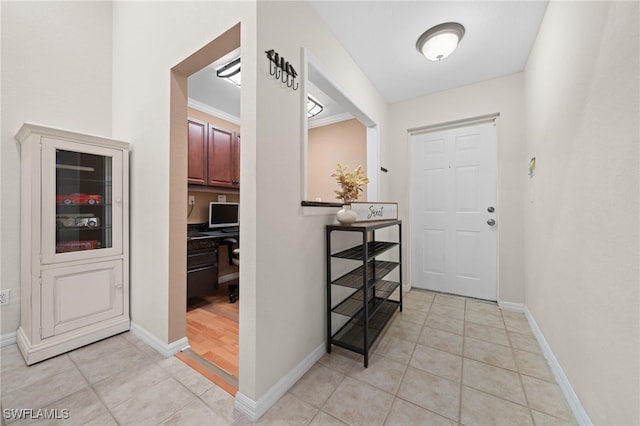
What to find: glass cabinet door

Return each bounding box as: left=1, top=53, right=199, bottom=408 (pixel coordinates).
left=41, top=138, right=123, bottom=263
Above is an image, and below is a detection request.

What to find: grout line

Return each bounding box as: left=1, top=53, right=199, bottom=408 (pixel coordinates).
left=66, top=340, right=115, bottom=422
left=301, top=291, right=574, bottom=426
left=503, top=307, right=536, bottom=425
left=458, top=298, right=467, bottom=425
left=381, top=291, right=432, bottom=426
left=67, top=333, right=159, bottom=424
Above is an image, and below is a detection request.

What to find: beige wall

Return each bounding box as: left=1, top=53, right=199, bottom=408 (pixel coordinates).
left=308, top=118, right=367, bottom=203
left=108, top=0, right=387, bottom=404
left=7, top=1, right=636, bottom=421
left=387, top=73, right=526, bottom=303
left=1, top=1, right=115, bottom=336
left=252, top=1, right=387, bottom=399
left=110, top=0, right=256, bottom=395
left=187, top=190, right=240, bottom=224
left=523, top=2, right=639, bottom=424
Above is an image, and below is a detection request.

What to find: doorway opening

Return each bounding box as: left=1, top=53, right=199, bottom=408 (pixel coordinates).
left=301, top=48, right=380, bottom=203
left=169, top=23, right=241, bottom=394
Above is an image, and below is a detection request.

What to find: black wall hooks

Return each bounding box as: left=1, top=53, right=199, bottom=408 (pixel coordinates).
left=265, top=49, right=299, bottom=90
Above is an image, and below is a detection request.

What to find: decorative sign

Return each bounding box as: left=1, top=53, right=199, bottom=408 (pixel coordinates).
left=350, top=202, right=398, bottom=222
left=265, top=49, right=299, bottom=90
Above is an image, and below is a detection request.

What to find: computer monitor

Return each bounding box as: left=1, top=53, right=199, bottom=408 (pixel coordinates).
left=208, top=202, right=239, bottom=229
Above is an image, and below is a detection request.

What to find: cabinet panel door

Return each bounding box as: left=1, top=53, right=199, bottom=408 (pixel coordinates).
left=41, top=260, right=124, bottom=338
left=187, top=118, right=208, bottom=185
left=232, top=134, right=240, bottom=186
left=41, top=138, right=124, bottom=264
left=207, top=125, right=235, bottom=187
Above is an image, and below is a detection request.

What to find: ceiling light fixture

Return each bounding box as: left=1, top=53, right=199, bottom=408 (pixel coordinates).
left=416, top=22, right=465, bottom=62
left=307, top=95, right=323, bottom=118
left=216, top=57, right=241, bottom=87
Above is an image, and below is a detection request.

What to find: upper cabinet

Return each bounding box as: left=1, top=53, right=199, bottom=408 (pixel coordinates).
left=187, top=118, right=208, bottom=185
left=188, top=118, right=240, bottom=190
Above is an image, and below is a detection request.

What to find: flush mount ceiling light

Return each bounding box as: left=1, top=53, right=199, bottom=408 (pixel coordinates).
left=307, top=95, right=323, bottom=118
left=216, top=57, right=241, bottom=86
left=416, top=22, right=465, bottom=62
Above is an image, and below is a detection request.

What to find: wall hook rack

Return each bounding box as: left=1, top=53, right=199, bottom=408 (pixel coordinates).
left=265, top=49, right=299, bottom=90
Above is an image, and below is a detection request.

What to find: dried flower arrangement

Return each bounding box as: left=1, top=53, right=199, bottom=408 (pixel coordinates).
left=331, top=163, right=369, bottom=205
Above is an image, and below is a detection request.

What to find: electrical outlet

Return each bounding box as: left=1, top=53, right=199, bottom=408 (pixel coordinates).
left=0, top=289, right=10, bottom=306
left=188, top=195, right=195, bottom=205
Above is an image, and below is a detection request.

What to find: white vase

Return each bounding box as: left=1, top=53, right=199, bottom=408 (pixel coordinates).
left=336, top=204, right=357, bottom=225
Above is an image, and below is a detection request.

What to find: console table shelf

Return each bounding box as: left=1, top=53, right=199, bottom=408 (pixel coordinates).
left=331, top=299, right=400, bottom=356
left=326, top=220, right=402, bottom=367
left=331, top=241, right=398, bottom=260
left=331, top=260, right=399, bottom=289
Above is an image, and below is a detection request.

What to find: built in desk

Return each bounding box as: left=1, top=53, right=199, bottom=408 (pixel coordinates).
left=187, top=226, right=239, bottom=300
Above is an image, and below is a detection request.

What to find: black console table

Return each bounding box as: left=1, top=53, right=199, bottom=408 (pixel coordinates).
left=326, top=220, right=402, bottom=367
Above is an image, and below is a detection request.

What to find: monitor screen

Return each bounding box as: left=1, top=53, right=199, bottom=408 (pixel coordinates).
left=208, top=202, right=239, bottom=229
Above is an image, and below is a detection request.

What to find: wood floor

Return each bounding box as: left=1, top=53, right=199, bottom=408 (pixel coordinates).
left=185, top=280, right=239, bottom=378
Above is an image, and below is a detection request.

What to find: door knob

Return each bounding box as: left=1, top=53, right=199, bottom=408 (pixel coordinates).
left=487, top=219, right=496, bottom=226
left=487, top=206, right=495, bottom=213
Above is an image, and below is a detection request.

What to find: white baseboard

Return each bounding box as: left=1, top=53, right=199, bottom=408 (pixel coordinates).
left=130, top=321, right=189, bottom=358
left=524, top=307, right=592, bottom=426
left=1, top=331, right=17, bottom=347
left=498, top=300, right=525, bottom=312
left=235, top=343, right=326, bottom=421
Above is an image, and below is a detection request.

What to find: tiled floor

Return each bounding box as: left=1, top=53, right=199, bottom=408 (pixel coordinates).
left=1, top=290, right=577, bottom=425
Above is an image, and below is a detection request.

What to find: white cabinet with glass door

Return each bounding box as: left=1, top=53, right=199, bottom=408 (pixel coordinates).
left=16, top=123, right=130, bottom=365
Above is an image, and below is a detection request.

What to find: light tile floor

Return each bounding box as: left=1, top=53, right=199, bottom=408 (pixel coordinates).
left=0, top=290, right=577, bottom=425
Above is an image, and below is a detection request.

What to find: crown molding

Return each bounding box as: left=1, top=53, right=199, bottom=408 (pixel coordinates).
left=308, top=112, right=354, bottom=129
left=187, top=98, right=240, bottom=126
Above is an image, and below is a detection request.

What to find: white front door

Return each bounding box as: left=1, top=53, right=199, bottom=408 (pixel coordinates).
left=410, top=121, right=497, bottom=301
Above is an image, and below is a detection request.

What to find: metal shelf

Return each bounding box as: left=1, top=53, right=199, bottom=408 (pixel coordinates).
left=326, top=220, right=403, bottom=367
left=331, top=260, right=399, bottom=289
left=331, top=241, right=398, bottom=260
left=332, top=280, right=400, bottom=317
left=331, top=299, right=400, bottom=353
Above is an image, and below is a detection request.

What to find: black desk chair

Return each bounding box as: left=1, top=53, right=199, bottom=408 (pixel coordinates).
left=222, top=238, right=239, bottom=303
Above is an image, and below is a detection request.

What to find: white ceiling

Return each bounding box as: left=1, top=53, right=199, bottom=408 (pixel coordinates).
left=188, top=49, right=347, bottom=125
left=309, top=0, right=548, bottom=104
left=188, top=1, right=548, bottom=120
left=188, top=49, right=242, bottom=121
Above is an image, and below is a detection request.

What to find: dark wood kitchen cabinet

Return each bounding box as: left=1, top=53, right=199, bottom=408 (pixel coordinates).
left=187, top=118, right=240, bottom=189
left=207, top=124, right=240, bottom=188
left=187, top=118, right=208, bottom=185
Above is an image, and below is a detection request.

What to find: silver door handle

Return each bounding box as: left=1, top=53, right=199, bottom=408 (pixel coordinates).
left=487, top=219, right=496, bottom=226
